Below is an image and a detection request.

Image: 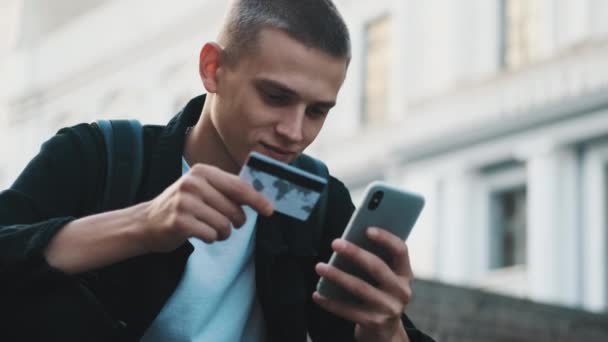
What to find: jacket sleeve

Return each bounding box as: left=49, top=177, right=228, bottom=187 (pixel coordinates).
left=0, top=124, right=105, bottom=291
left=307, top=177, right=436, bottom=342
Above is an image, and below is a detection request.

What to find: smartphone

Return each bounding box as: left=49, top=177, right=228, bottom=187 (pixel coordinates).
left=316, top=181, right=425, bottom=303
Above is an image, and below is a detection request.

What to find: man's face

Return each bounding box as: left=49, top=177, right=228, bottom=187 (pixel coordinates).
left=209, top=27, right=348, bottom=167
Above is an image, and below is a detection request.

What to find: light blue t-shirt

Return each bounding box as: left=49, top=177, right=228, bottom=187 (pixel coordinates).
left=140, top=158, right=265, bottom=341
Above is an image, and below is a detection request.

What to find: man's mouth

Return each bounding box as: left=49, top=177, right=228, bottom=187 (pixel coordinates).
left=260, top=143, right=295, bottom=162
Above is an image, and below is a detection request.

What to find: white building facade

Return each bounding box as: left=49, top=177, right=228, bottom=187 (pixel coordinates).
left=1, top=0, right=608, bottom=313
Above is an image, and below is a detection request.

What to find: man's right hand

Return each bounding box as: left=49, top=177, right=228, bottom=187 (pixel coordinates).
left=44, top=163, right=273, bottom=274
left=140, top=163, right=274, bottom=253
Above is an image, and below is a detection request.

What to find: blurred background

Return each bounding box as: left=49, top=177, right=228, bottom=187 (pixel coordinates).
left=2, top=0, right=608, bottom=340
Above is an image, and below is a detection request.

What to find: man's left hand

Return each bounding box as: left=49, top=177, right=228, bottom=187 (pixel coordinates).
left=313, top=227, right=413, bottom=342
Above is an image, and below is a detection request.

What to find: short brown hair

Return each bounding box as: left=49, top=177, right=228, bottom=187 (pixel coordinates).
left=219, top=0, right=351, bottom=65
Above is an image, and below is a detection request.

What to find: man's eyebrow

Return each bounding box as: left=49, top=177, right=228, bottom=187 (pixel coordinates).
left=316, top=101, right=336, bottom=109
left=255, top=79, right=297, bottom=96
left=255, top=78, right=336, bottom=108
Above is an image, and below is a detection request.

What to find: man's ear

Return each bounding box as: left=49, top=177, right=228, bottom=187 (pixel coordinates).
left=198, top=42, right=224, bottom=93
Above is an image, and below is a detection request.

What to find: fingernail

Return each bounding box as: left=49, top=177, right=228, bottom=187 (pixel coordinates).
left=316, top=263, right=328, bottom=272
left=313, top=292, right=326, bottom=301
left=368, top=227, right=379, bottom=236
left=333, top=239, right=346, bottom=250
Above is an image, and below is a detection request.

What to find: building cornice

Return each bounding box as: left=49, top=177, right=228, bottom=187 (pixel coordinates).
left=395, top=86, right=608, bottom=164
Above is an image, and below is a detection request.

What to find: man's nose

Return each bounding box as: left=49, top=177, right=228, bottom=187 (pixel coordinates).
left=275, top=109, right=305, bottom=143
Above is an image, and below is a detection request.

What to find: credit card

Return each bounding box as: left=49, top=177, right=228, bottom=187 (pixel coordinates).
left=239, top=151, right=327, bottom=221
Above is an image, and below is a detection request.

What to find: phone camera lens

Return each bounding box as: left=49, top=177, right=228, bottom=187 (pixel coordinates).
left=368, top=191, right=384, bottom=211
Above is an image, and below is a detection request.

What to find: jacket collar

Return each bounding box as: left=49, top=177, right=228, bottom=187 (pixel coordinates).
left=141, top=94, right=206, bottom=201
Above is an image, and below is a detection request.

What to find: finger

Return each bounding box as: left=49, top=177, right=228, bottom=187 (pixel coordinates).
left=186, top=176, right=248, bottom=228
left=315, top=263, right=403, bottom=317
left=176, top=214, right=219, bottom=244
left=331, top=239, right=397, bottom=288
left=366, top=227, right=413, bottom=277
left=312, top=292, right=387, bottom=328
left=193, top=165, right=274, bottom=216
left=179, top=193, right=233, bottom=240
left=332, top=239, right=412, bottom=304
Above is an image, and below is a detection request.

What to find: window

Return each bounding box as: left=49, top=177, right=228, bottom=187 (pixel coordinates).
left=362, top=15, right=392, bottom=125
left=500, top=0, right=542, bottom=70
left=490, top=186, right=527, bottom=268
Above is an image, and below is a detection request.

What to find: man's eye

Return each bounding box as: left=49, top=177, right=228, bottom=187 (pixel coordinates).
left=307, top=107, right=327, bottom=118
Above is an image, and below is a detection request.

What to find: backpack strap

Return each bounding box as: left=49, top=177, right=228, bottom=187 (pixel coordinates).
left=95, top=119, right=144, bottom=211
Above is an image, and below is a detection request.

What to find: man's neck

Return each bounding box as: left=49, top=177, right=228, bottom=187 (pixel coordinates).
left=183, top=100, right=240, bottom=174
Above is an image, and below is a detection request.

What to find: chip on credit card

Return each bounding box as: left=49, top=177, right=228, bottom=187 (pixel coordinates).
left=239, top=151, right=327, bottom=221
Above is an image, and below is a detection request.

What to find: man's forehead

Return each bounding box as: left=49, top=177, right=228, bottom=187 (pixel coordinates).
left=226, top=27, right=348, bottom=101
left=254, top=28, right=347, bottom=63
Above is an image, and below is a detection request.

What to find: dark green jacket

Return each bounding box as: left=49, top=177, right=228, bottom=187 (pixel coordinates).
left=0, top=95, right=434, bottom=341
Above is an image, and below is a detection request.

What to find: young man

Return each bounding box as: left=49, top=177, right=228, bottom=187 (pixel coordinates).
left=0, top=1, right=434, bottom=341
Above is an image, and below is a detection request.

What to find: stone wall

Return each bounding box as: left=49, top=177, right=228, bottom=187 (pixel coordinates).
left=407, top=279, right=608, bottom=341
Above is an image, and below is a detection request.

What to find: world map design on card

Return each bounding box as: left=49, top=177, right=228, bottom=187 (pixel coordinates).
left=239, top=152, right=327, bottom=221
